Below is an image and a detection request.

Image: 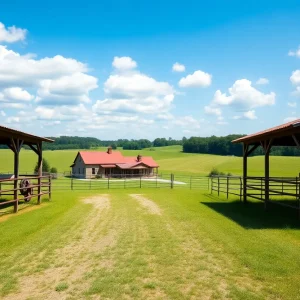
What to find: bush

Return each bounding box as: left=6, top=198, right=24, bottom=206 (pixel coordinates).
left=208, top=168, right=229, bottom=177
left=50, top=167, right=57, bottom=173
left=34, top=158, right=50, bottom=174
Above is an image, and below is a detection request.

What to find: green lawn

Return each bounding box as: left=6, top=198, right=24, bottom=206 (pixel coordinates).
left=0, top=145, right=299, bottom=177
left=1, top=190, right=300, bottom=299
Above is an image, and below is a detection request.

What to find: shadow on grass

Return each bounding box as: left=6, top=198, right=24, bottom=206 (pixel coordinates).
left=202, top=193, right=300, bottom=229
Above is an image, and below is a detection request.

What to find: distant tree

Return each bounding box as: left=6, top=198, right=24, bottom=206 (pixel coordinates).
left=50, top=167, right=58, bottom=173
left=34, top=158, right=50, bottom=174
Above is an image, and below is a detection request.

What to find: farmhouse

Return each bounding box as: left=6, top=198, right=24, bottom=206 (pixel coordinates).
left=71, top=147, right=159, bottom=178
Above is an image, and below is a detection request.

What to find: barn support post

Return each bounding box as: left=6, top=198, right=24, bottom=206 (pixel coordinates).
left=243, top=144, right=248, bottom=204
left=12, top=138, right=21, bottom=212
left=263, top=139, right=272, bottom=210
left=37, top=142, right=42, bottom=205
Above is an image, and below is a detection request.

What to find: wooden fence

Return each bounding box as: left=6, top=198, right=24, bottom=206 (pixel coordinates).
left=211, top=175, right=300, bottom=216
left=0, top=175, right=52, bottom=213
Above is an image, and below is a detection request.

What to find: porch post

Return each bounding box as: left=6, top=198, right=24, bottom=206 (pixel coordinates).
left=37, top=142, right=43, bottom=204
left=13, top=139, right=20, bottom=213
left=243, top=143, right=248, bottom=203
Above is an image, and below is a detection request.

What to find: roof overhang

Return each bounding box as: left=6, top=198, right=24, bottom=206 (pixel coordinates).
left=232, top=119, right=300, bottom=146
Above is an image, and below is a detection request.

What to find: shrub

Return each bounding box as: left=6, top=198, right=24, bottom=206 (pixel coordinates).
left=208, top=168, right=230, bottom=177
left=50, top=167, right=57, bottom=173
left=34, top=158, right=50, bottom=174
left=55, top=282, right=68, bottom=292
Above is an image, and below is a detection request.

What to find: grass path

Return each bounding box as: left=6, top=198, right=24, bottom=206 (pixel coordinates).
left=1, top=190, right=300, bottom=299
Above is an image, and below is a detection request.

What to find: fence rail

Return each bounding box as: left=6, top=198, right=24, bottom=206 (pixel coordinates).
left=0, top=174, right=52, bottom=212
left=211, top=175, right=300, bottom=216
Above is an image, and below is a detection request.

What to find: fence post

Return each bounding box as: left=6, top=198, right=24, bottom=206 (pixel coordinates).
left=140, top=175, right=142, bottom=188
left=124, top=174, right=126, bottom=189
left=210, top=177, right=213, bottom=194
left=226, top=176, right=229, bottom=199
left=89, top=177, right=91, bottom=190
left=171, top=174, right=174, bottom=189
left=218, top=176, right=220, bottom=196
left=156, top=173, right=158, bottom=188
left=239, top=177, right=242, bottom=202
left=71, top=175, right=73, bottom=190
left=108, top=176, right=110, bottom=189
left=49, top=175, right=51, bottom=200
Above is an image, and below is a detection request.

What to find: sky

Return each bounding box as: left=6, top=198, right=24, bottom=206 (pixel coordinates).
left=0, top=0, right=300, bottom=140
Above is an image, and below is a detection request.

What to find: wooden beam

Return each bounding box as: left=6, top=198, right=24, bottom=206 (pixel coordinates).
left=243, top=143, right=249, bottom=203
left=13, top=139, right=20, bottom=213
left=27, top=143, right=40, bottom=155
left=264, top=139, right=273, bottom=210
left=292, top=134, right=300, bottom=149
left=37, top=142, right=42, bottom=204
left=246, top=143, right=260, bottom=156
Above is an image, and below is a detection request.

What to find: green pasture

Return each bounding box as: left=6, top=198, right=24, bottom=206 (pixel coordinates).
left=0, top=145, right=299, bottom=176
left=1, top=190, right=300, bottom=299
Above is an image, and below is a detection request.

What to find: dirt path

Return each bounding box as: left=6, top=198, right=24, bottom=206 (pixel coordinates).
left=130, top=194, right=162, bottom=215
left=3, top=194, right=114, bottom=300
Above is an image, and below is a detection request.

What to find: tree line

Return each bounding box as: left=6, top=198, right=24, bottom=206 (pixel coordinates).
left=183, top=135, right=300, bottom=156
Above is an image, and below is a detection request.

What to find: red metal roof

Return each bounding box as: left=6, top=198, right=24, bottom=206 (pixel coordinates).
left=232, top=118, right=300, bottom=144
left=72, top=150, right=159, bottom=169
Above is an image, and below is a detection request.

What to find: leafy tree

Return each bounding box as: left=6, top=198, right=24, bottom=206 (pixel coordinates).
left=50, top=167, right=58, bottom=173
left=34, top=158, right=50, bottom=174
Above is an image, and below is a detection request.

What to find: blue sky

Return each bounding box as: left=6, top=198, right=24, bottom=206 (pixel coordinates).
left=0, top=0, right=300, bottom=139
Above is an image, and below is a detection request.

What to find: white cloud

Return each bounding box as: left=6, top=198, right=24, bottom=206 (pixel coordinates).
left=173, top=116, right=201, bottom=129
left=0, top=46, right=87, bottom=88
left=172, top=62, right=185, bottom=72
left=0, top=102, right=27, bottom=109
left=104, top=73, right=173, bottom=98
left=233, top=110, right=257, bottom=120
left=284, top=116, right=298, bottom=122
left=179, top=70, right=212, bottom=88
left=37, top=72, right=98, bottom=105
left=0, top=22, right=27, bottom=43
left=204, top=106, right=222, bottom=116
left=0, top=110, right=6, bottom=116
left=0, top=87, right=34, bottom=102
left=288, top=46, right=300, bottom=58
left=256, top=78, right=269, bottom=85
left=212, top=79, right=275, bottom=109
left=288, top=102, right=297, bottom=107
left=290, top=70, right=300, bottom=85
left=112, top=56, right=137, bottom=71
left=96, top=60, right=175, bottom=115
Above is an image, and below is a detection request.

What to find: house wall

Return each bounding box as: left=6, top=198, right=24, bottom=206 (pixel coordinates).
left=72, top=154, right=86, bottom=178
left=85, top=165, right=104, bottom=178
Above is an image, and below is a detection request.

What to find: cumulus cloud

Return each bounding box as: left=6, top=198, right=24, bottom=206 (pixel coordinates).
left=212, top=79, right=275, bottom=109
left=37, top=72, right=98, bottom=105
left=179, top=70, right=212, bottom=88
left=173, top=116, right=201, bottom=129
left=0, top=46, right=87, bottom=88
left=290, top=70, right=300, bottom=85
left=0, top=110, right=6, bottom=116
left=256, top=78, right=269, bottom=85
left=0, top=87, right=34, bottom=102
left=284, top=116, right=298, bottom=122
left=288, top=46, right=300, bottom=58
left=94, top=58, right=175, bottom=115
left=233, top=110, right=257, bottom=120
left=172, top=62, right=185, bottom=72
left=288, top=102, right=297, bottom=107
left=112, top=56, right=137, bottom=71
left=204, top=106, right=222, bottom=116
left=0, top=22, right=27, bottom=43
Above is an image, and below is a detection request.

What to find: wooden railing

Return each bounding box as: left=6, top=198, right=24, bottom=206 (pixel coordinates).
left=211, top=175, right=300, bottom=216
left=0, top=175, right=51, bottom=212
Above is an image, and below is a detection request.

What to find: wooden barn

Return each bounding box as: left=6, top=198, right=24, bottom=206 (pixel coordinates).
left=71, top=147, right=159, bottom=178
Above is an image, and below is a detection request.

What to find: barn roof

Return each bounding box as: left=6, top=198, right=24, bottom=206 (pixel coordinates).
left=0, top=125, right=54, bottom=145
left=232, top=118, right=300, bottom=146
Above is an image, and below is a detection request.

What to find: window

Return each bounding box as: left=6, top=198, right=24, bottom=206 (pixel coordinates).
left=92, top=168, right=95, bottom=175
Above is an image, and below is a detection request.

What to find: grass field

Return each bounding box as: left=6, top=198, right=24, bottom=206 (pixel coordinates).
left=1, top=190, right=300, bottom=299
left=0, top=145, right=299, bottom=176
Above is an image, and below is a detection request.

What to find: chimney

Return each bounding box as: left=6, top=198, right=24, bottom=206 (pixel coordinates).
left=107, top=146, right=112, bottom=154
left=137, top=154, right=142, bottom=162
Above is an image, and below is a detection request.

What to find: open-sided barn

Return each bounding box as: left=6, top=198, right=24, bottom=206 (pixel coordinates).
left=71, top=147, right=159, bottom=178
